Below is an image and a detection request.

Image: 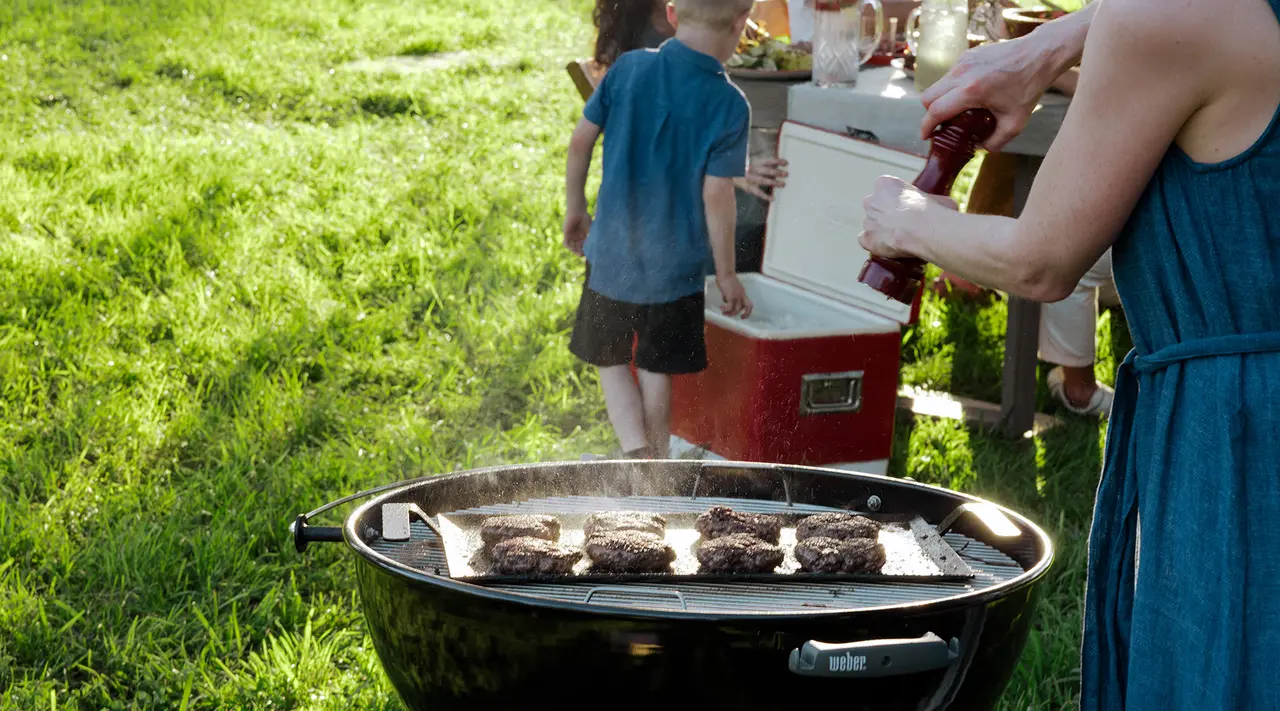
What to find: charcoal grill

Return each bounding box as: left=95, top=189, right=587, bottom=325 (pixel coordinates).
left=292, top=460, right=1053, bottom=711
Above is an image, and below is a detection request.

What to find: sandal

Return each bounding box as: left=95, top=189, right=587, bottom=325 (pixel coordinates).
left=932, top=272, right=1001, bottom=302
left=1047, top=366, right=1115, bottom=419
left=580, top=445, right=661, bottom=461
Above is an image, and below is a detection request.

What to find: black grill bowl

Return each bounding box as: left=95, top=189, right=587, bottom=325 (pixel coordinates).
left=294, top=460, right=1053, bottom=711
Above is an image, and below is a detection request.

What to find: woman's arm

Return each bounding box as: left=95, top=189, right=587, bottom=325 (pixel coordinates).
left=921, top=2, right=1098, bottom=150
left=1049, top=66, right=1079, bottom=98
left=860, top=0, right=1216, bottom=301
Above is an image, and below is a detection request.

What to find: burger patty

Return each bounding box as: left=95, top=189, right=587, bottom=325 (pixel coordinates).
left=795, top=512, right=881, bottom=542
left=694, top=506, right=782, bottom=544
left=794, top=536, right=887, bottom=574
left=583, top=511, right=668, bottom=538
left=695, top=533, right=785, bottom=574
left=479, top=514, right=561, bottom=548
left=584, top=530, right=676, bottom=573
left=489, top=537, right=583, bottom=575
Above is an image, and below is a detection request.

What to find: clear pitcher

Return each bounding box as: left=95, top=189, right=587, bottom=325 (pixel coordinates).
left=811, top=0, right=884, bottom=88
left=906, top=0, right=968, bottom=92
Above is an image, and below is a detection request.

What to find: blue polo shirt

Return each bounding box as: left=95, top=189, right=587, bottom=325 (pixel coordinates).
left=582, top=39, right=751, bottom=305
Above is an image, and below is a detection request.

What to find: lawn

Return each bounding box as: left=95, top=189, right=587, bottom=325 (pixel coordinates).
left=0, top=0, right=1114, bottom=708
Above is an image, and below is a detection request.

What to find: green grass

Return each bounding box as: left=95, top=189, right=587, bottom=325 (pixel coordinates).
left=0, top=1, right=1116, bottom=708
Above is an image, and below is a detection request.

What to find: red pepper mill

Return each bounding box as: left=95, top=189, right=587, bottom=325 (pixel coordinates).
left=857, top=108, right=998, bottom=304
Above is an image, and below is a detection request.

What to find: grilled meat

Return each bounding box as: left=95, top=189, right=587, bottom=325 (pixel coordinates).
left=489, top=536, right=582, bottom=575
left=695, top=533, right=785, bottom=574
left=584, top=530, right=676, bottom=573
left=794, top=536, right=887, bottom=573
left=583, top=511, right=668, bottom=538
left=694, top=506, right=782, bottom=544
left=479, top=514, right=561, bottom=548
left=795, top=512, right=881, bottom=542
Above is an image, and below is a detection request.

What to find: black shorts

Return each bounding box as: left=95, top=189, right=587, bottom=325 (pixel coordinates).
left=569, top=264, right=707, bottom=375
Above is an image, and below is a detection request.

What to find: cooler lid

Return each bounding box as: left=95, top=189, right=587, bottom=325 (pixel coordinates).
left=762, top=121, right=927, bottom=325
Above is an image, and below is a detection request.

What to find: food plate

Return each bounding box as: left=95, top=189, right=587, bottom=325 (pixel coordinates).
left=728, top=68, right=812, bottom=81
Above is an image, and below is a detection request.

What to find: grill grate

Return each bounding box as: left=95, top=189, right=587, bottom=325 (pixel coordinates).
left=367, top=496, right=1024, bottom=614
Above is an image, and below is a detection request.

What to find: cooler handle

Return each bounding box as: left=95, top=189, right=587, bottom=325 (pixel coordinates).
left=799, top=370, right=864, bottom=415
left=788, top=632, right=960, bottom=678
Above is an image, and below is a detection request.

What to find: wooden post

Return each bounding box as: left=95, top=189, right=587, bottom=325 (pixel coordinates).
left=999, top=154, right=1044, bottom=438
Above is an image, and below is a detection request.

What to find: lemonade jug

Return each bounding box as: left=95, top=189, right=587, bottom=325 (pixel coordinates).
left=906, top=0, right=969, bottom=92
left=811, top=0, right=884, bottom=88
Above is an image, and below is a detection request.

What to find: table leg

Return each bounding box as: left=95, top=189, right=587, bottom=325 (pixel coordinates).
left=1000, top=155, right=1044, bottom=438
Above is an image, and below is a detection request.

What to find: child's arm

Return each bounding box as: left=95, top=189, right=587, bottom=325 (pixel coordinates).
left=704, top=176, right=752, bottom=318
left=704, top=100, right=754, bottom=318
left=565, top=62, right=614, bottom=256
left=564, top=117, right=602, bottom=256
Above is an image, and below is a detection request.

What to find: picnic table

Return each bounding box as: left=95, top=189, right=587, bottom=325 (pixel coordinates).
left=734, top=65, right=1072, bottom=438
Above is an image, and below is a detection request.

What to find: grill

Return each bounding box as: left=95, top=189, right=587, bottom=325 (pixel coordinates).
left=293, top=460, right=1053, bottom=711
left=367, top=495, right=1025, bottom=615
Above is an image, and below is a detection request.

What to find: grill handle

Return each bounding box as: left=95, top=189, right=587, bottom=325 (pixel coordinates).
left=292, top=514, right=345, bottom=553
left=788, top=632, right=959, bottom=679
left=291, top=473, right=438, bottom=553
left=583, top=586, right=688, bottom=610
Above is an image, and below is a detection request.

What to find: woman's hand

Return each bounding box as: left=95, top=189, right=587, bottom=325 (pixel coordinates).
left=734, top=157, right=789, bottom=201
left=920, top=38, right=1057, bottom=151
left=920, top=3, right=1097, bottom=151
left=858, top=176, right=958, bottom=259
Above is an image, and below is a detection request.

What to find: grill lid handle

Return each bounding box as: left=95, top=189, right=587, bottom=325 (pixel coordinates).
left=788, top=633, right=959, bottom=678
left=291, top=515, right=344, bottom=553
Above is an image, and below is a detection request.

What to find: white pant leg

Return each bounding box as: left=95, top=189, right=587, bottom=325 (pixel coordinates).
left=1038, top=248, right=1114, bottom=367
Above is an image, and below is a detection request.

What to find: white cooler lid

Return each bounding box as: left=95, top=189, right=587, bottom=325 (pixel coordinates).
left=762, top=121, right=928, bottom=325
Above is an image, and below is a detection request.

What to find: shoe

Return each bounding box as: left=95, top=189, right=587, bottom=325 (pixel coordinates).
left=1047, top=366, right=1115, bottom=419
left=931, top=272, right=1000, bottom=302
left=580, top=446, right=657, bottom=461
left=622, top=445, right=660, bottom=460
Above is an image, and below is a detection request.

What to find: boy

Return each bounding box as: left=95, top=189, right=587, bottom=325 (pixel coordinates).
left=564, top=0, right=755, bottom=459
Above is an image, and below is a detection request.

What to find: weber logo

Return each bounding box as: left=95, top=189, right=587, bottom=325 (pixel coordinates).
left=828, top=652, right=868, bottom=673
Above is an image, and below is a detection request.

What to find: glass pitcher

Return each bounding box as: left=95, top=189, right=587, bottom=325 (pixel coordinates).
left=906, top=0, right=969, bottom=92
left=811, top=0, right=884, bottom=88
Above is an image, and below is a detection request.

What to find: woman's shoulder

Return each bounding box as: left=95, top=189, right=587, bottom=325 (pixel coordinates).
left=1090, top=0, right=1276, bottom=104
left=1096, top=0, right=1259, bottom=51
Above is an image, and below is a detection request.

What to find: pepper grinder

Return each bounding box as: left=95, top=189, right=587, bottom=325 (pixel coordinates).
left=856, top=108, right=997, bottom=304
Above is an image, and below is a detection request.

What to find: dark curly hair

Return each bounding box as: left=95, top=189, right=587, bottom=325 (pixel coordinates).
left=593, top=0, right=661, bottom=68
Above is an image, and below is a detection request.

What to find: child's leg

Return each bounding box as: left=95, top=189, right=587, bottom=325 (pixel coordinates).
left=636, top=368, right=672, bottom=457
left=633, top=289, right=708, bottom=460
left=598, top=365, right=649, bottom=453
left=568, top=263, right=648, bottom=454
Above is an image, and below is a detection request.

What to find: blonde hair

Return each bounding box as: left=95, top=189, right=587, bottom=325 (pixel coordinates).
left=673, top=0, right=754, bottom=31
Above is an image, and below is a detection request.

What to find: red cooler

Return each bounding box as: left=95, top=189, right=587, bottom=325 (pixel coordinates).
left=670, top=121, right=926, bottom=475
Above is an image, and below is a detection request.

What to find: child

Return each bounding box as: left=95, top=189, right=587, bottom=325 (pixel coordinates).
left=564, top=0, right=755, bottom=459
left=593, top=0, right=674, bottom=68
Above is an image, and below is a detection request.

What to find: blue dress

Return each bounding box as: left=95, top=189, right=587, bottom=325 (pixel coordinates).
left=1081, top=4, right=1280, bottom=706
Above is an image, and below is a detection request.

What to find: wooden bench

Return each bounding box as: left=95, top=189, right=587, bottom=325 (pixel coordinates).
left=566, top=59, right=604, bottom=101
